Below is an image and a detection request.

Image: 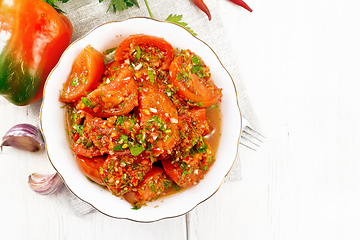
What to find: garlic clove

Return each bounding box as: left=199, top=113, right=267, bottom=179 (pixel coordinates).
left=1, top=123, right=44, bottom=152
left=28, top=173, right=63, bottom=195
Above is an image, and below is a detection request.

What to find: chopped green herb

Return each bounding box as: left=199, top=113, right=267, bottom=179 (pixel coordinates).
left=148, top=70, right=155, bottom=84
left=191, top=56, right=200, bottom=65
left=173, top=184, right=181, bottom=191
left=135, top=46, right=141, bottom=61
left=196, top=101, right=204, bottom=107
left=191, top=65, right=202, bottom=74
left=105, top=46, right=118, bottom=54
left=81, top=97, right=94, bottom=109
left=71, top=112, right=78, bottom=122
left=131, top=205, right=141, bottom=210
left=119, top=134, right=129, bottom=143
left=113, top=144, right=124, bottom=151
left=149, top=182, right=156, bottom=193
left=116, top=115, right=126, bottom=126
left=70, top=77, right=79, bottom=86
left=72, top=124, right=84, bottom=136
left=129, top=144, right=145, bottom=156
left=195, top=138, right=208, bottom=153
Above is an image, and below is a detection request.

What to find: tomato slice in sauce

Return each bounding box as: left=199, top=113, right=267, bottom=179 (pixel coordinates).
left=71, top=142, right=102, bottom=157
left=169, top=49, right=222, bottom=107
left=162, top=139, right=215, bottom=187
left=82, top=115, right=141, bottom=155
left=138, top=87, right=179, bottom=157
left=76, top=154, right=106, bottom=186
left=123, top=166, right=174, bottom=208
left=114, top=34, right=174, bottom=71
left=77, top=64, right=139, bottom=117
left=100, top=154, right=152, bottom=196
left=60, top=46, right=104, bottom=103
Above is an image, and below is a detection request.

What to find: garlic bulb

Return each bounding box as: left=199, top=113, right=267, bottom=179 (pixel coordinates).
left=28, top=173, right=63, bottom=195
left=1, top=123, right=44, bottom=152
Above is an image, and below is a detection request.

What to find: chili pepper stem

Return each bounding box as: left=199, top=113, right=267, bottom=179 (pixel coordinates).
left=143, top=0, right=154, bottom=18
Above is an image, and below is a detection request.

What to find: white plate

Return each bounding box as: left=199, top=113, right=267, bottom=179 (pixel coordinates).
left=40, top=17, right=241, bottom=222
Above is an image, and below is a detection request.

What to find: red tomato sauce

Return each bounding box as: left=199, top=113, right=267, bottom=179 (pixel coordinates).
left=61, top=34, right=222, bottom=209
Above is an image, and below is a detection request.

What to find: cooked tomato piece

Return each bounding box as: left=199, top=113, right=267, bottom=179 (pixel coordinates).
left=71, top=142, right=102, bottom=157
left=138, top=87, right=179, bottom=157
left=76, top=154, right=106, bottom=186
left=132, top=69, right=160, bottom=90
left=102, top=60, right=123, bottom=81
left=100, top=154, right=152, bottom=196
left=169, top=49, right=222, bottom=107
left=114, top=34, right=174, bottom=71
left=82, top=115, right=141, bottom=155
left=179, top=108, right=212, bottom=136
left=59, top=46, right=104, bottom=103
left=77, top=66, right=139, bottom=117
left=174, top=107, right=213, bottom=152
left=162, top=139, right=215, bottom=187
left=123, top=166, right=174, bottom=209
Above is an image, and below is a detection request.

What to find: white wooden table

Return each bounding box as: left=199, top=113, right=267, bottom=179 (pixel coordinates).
left=1, top=0, right=360, bottom=239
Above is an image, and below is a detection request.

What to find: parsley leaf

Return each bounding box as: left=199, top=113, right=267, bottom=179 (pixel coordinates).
left=165, top=14, right=197, bottom=36
left=41, top=0, right=69, bottom=13
left=81, top=97, right=94, bottom=109
left=191, top=56, right=200, bottom=65
left=148, top=70, right=155, bottom=84
left=129, top=144, right=145, bottom=156
left=100, top=0, right=140, bottom=13
left=135, top=46, right=142, bottom=61
left=72, top=124, right=84, bottom=136
left=70, top=77, right=79, bottom=86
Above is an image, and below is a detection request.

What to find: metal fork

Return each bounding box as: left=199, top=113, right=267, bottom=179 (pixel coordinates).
left=240, top=116, right=265, bottom=151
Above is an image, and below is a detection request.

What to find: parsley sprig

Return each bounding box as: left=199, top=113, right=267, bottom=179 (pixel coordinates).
left=165, top=14, right=197, bottom=36
left=99, top=0, right=196, bottom=35
left=41, top=0, right=69, bottom=13
left=99, top=0, right=140, bottom=13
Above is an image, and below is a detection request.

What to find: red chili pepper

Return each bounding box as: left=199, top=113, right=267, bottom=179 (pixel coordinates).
left=73, top=132, right=80, bottom=142
left=228, top=0, right=253, bottom=12
left=190, top=0, right=212, bottom=21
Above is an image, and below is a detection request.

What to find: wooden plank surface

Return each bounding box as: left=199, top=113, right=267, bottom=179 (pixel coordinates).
left=2, top=0, right=360, bottom=239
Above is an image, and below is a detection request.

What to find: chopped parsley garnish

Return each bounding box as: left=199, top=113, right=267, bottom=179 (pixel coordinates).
left=129, top=143, right=145, bottom=156
left=81, top=97, right=94, bottom=109
left=191, top=65, right=203, bottom=74
left=131, top=205, right=141, bottom=210
left=113, top=144, right=124, bottom=151
left=99, top=0, right=140, bottom=13
left=148, top=70, right=155, bottom=84
left=116, top=115, right=126, bottom=126
left=191, top=56, right=200, bottom=65
left=149, top=182, right=157, bottom=193
left=135, top=46, right=142, bottom=61
left=72, top=124, right=84, bottom=136
left=70, top=77, right=79, bottom=86
left=195, top=138, right=208, bottom=153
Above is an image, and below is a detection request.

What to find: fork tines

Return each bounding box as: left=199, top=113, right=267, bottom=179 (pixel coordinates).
left=240, top=117, right=265, bottom=151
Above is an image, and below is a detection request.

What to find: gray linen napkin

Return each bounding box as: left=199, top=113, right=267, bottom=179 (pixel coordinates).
left=58, top=0, right=258, bottom=215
